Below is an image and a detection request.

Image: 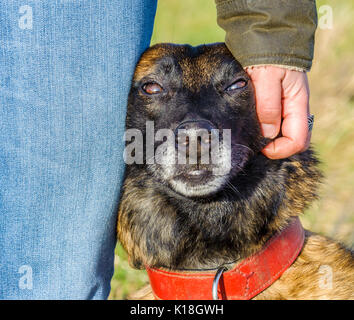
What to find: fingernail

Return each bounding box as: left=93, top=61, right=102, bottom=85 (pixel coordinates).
left=261, top=124, right=277, bottom=138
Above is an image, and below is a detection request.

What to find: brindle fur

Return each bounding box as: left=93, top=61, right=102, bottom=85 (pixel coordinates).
left=118, top=43, right=354, bottom=299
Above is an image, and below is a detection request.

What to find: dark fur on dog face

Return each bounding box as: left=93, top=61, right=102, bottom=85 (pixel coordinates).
left=119, top=43, right=322, bottom=270
left=126, top=43, right=264, bottom=198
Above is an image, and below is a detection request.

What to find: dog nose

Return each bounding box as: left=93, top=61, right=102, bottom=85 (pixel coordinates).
left=174, top=120, right=216, bottom=147
left=175, top=119, right=216, bottom=133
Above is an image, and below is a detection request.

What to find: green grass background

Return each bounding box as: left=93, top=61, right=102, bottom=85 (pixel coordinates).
left=109, top=0, right=354, bottom=299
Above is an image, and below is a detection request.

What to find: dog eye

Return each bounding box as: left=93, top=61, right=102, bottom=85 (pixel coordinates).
left=225, top=79, right=247, bottom=92
left=142, top=82, right=163, bottom=95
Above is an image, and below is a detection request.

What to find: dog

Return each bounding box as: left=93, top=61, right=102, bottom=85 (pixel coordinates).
left=117, top=43, right=353, bottom=300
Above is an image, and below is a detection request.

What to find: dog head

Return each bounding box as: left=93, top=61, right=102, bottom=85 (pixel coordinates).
left=125, top=43, right=264, bottom=198
left=120, top=43, right=321, bottom=269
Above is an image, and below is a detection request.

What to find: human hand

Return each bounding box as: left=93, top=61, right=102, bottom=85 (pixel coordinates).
left=245, top=66, right=311, bottom=159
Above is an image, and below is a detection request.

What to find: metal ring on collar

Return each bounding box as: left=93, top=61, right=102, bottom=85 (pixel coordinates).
left=212, top=266, right=227, bottom=300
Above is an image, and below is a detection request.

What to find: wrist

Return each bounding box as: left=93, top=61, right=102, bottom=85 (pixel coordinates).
left=245, top=64, right=306, bottom=73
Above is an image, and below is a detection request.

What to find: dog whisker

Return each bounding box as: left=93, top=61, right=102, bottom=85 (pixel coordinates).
left=226, top=181, right=242, bottom=198
left=232, top=162, right=247, bottom=175
left=234, top=143, right=255, bottom=156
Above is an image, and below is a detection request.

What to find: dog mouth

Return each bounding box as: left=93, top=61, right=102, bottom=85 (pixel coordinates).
left=166, top=146, right=251, bottom=198
left=169, top=170, right=230, bottom=198
left=173, top=169, right=214, bottom=184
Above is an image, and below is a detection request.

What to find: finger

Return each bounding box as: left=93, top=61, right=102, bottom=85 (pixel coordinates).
left=262, top=73, right=309, bottom=159
left=246, top=67, right=283, bottom=139
left=262, top=115, right=308, bottom=159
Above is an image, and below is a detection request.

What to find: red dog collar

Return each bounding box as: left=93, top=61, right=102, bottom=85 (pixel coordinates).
left=146, top=217, right=304, bottom=300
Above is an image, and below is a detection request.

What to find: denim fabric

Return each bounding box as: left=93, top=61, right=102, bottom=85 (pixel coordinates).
left=0, top=0, right=156, bottom=299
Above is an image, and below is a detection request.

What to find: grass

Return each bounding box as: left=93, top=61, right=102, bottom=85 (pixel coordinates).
left=109, top=0, right=354, bottom=299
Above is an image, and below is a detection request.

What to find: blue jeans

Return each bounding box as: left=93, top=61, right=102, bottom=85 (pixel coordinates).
left=0, top=0, right=156, bottom=299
